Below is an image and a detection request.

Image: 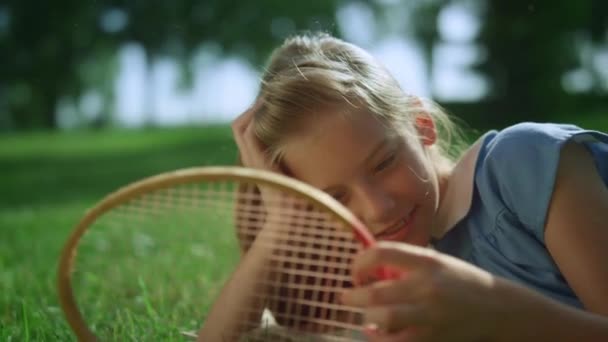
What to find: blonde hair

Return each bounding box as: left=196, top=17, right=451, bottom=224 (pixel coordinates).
left=254, top=32, right=465, bottom=177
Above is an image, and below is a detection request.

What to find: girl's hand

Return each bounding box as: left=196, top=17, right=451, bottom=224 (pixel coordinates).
left=231, top=98, right=287, bottom=208
left=232, top=98, right=278, bottom=173
left=341, top=241, right=500, bottom=342
left=232, top=99, right=293, bottom=247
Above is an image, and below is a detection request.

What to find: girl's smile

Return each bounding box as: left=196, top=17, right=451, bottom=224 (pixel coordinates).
left=374, top=205, right=418, bottom=241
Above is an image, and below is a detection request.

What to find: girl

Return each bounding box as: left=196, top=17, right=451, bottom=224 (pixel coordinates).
left=199, top=32, right=608, bottom=341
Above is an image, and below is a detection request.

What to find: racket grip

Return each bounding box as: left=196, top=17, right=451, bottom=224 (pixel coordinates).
left=357, top=266, right=401, bottom=285
left=375, top=266, right=401, bottom=280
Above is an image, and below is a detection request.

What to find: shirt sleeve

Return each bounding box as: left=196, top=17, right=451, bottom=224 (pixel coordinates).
left=481, top=122, right=583, bottom=243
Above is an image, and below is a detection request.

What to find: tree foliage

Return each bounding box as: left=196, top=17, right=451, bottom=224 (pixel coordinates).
left=0, top=0, right=606, bottom=131
left=0, top=0, right=341, bottom=130
left=475, top=0, right=607, bottom=124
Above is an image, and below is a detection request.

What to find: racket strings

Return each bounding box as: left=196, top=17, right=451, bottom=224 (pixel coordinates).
left=233, top=184, right=365, bottom=338
left=73, top=178, right=366, bottom=340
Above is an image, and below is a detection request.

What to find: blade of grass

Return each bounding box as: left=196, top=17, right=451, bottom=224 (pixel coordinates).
left=21, top=299, right=29, bottom=342
left=137, top=276, right=159, bottom=321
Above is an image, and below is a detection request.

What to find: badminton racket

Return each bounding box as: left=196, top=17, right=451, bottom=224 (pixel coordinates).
left=57, top=166, right=396, bottom=341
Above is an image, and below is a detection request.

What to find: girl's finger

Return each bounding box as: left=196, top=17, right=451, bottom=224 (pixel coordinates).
left=232, top=115, right=259, bottom=167
left=231, top=110, right=250, bottom=136
left=243, top=121, right=280, bottom=173
left=232, top=122, right=254, bottom=167
left=366, top=328, right=422, bottom=342
left=340, top=274, right=426, bottom=307
left=232, top=98, right=264, bottom=131
left=243, top=119, right=267, bottom=160
left=365, top=304, right=426, bottom=333
left=231, top=99, right=263, bottom=147
left=232, top=99, right=267, bottom=168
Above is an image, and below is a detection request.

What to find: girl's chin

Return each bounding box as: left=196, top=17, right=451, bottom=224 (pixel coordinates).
left=408, top=221, right=432, bottom=246
left=400, top=216, right=432, bottom=246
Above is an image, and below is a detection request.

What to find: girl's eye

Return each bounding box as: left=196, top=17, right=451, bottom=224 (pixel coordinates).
left=331, top=191, right=347, bottom=203
left=374, top=153, right=396, bottom=173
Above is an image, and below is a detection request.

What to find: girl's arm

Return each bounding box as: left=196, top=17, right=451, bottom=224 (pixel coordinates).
left=199, top=98, right=288, bottom=340
left=491, top=276, right=608, bottom=342
left=197, top=227, right=277, bottom=342
left=544, top=141, right=608, bottom=315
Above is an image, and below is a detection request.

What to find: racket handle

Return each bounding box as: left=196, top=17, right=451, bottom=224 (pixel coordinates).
left=375, top=266, right=401, bottom=280
left=357, top=266, right=401, bottom=286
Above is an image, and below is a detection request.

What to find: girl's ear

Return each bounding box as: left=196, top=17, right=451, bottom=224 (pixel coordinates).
left=415, top=114, right=437, bottom=146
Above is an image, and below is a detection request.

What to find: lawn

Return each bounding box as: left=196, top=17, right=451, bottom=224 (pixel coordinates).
left=1, top=115, right=607, bottom=341
left=1, top=125, right=239, bottom=341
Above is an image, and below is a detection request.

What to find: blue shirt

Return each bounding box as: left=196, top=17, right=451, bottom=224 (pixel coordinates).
left=434, top=122, right=608, bottom=308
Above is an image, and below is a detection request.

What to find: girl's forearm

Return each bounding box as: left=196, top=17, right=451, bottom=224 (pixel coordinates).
left=492, top=277, right=608, bottom=341
left=197, top=240, right=274, bottom=341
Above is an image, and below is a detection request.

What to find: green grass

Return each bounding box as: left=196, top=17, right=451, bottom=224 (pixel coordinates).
left=1, top=125, right=240, bottom=341
left=1, top=115, right=607, bottom=341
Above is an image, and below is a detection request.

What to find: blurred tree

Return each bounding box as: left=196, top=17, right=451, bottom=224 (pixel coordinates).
left=587, top=0, right=608, bottom=96
left=0, top=1, right=114, bottom=129
left=369, top=0, right=448, bottom=96
left=0, top=0, right=341, bottom=130
left=475, top=0, right=607, bottom=126
left=410, top=1, right=449, bottom=96
left=1, top=0, right=606, bottom=131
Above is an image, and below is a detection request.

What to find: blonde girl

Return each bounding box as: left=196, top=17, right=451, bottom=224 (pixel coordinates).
left=199, top=32, right=608, bottom=341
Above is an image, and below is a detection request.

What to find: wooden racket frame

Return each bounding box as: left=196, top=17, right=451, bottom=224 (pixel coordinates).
left=57, top=166, right=374, bottom=341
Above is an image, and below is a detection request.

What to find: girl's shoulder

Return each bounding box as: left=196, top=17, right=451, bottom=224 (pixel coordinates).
left=474, top=121, right=608, bottom=232
left=482, top=121, right=605, bottom=156
left=477, top=121, right=608, bottom=185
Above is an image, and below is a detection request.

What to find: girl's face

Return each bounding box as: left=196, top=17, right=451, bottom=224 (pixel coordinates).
left=281, top=109, right=440, bottom=247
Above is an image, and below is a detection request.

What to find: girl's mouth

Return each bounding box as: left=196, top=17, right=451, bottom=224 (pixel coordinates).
left=375, top=206, right=417, bottom=241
